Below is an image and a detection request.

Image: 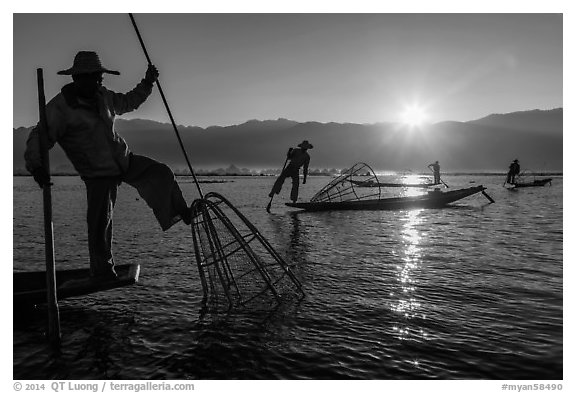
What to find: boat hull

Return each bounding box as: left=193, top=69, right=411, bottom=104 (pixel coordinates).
left=13, top=263, right=140, bottom=305
left=286, top=186, right=487, bottom=211
left=350, top=179, right=437, bottom=188
left=513, top=178, right=552, bottom=188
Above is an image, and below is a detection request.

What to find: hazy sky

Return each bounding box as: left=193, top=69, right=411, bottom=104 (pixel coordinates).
left=13, top=13, right=562, bottom=128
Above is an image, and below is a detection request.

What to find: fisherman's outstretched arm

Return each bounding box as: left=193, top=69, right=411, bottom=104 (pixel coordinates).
left=109, top=64, right=158, bottom=115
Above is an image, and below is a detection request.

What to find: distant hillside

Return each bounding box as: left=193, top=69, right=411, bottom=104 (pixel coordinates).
left=13, top=108, right=563, bottom=174
left=467, top=108, right=562, bottom=134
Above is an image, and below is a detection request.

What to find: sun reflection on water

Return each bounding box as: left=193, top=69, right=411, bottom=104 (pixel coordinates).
left=390, top=209, right=429, bottom=342
left=401, top=174, right=429, bottom=197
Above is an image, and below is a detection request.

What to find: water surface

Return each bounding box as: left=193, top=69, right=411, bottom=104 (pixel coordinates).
left=13, top=175, right=563, bottom=379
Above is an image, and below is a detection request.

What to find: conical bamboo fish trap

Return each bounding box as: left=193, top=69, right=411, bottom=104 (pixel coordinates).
left=311, top=162, right=381, bottom=203
left=130, top=14, right=305, bottom=312
left=191, top=192, right=305, bottom=311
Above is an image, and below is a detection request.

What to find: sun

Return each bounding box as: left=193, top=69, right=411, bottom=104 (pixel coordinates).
left=400, top=104, right=429, bottom=128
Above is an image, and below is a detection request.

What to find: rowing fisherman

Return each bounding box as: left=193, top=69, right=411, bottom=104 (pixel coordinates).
left=269, top=140, right=313, bottom=203
left=506, top=159, right=520, bottom=184
left=24, top=51, right=191, bottom=279
left=428, top=160, right=441, bottom=185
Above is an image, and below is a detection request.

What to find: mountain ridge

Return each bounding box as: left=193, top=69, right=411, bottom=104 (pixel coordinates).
left=13, top=108, right=563, bottom=173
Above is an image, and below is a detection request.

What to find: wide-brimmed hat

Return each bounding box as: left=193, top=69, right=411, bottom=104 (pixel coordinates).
left=298, top=140, right=313, bottom=149
left=514, top=159, right=519, bottom=162
left=57, top=51, right=120, bottom=76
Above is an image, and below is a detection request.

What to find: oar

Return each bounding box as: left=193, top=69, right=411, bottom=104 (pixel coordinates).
left=129, top=13, right=203, bottom=198
left=266, top=156, right=290, bottom=213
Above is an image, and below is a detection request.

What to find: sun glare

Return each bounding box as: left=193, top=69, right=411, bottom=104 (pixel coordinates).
left=400, top=104, right=428, bottom=128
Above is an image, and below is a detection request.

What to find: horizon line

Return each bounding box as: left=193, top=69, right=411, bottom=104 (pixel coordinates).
left=13, top=107, right=564, bottom=131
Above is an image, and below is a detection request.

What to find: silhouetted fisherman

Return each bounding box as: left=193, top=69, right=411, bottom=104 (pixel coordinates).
left=428, top=160, right=441, bottom=184
left=25, top=51, right=191, bottom=279
left=269, top=140, right=313, bottom=203
left=506, top=159, right=520, bottom=184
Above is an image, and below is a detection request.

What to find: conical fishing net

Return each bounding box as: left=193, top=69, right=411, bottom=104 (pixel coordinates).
left=310, top=162, right=381, bottom=203
left=129, top=15, right=305, bottom=313
left=191, top=192, right=305, bottom=311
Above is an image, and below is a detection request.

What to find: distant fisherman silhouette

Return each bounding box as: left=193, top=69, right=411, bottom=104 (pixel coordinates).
left=428, top=160, right=441, bottom=184
left=507, top=159, right=520, bottom=184
left=24, top=51, right=191, bottom=280
left=269, top=140, right=313, bottom=203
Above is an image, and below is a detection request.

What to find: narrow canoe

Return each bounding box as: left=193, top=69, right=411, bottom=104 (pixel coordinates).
left=286, top=185, right=487, bottom=212
left=513, top=178, right=552, bottom=188
left=14, top=263, right=140, bottom=305
left=350, top=179, right=438, bottom=188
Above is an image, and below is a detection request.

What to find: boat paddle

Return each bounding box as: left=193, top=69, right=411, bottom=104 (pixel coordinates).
left=129, top=13, right=203, bottom=198
left=266, top=155, right=290, bottom=213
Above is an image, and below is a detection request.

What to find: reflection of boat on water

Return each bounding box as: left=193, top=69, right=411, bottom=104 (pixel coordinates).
left=287, top=186, right=488, bottom=211
left=286, top=163, right=493, bottom=212
left=14, top=263, right=140, bottom=306
left=350, top=179, right=439, bottom=188
left=512, top=178, right=552, bottom=188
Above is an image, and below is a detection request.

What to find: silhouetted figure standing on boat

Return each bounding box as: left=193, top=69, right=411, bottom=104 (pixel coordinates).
left=25, top=51, right=191, bottom=279
left=428, top=160, right=441, bottom=185
left=506, top=159, right=521, bottom=184
left=269, top=140, right=313, bottom=203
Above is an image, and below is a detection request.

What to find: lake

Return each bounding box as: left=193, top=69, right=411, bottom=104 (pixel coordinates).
left=13, top=174, right=563, bottom=379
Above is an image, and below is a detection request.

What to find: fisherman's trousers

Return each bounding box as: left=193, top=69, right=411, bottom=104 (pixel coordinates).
left=270, top=166, right=301, bottom=203
left=84, top=154, right=187, bottom=277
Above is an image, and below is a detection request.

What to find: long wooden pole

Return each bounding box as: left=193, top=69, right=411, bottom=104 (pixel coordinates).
left=37, top=68, right=61, bottom=348
left=128, top=13, right=203, bottom=198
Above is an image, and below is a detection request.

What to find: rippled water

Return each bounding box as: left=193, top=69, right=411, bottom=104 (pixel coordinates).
left=13, top=174, right=562, bottom=379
